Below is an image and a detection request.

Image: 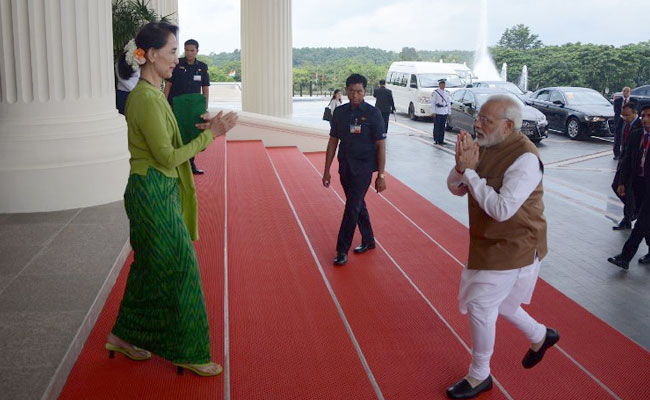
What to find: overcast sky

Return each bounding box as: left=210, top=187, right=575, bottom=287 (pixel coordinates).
left=177, top=0, right=650, bottom=54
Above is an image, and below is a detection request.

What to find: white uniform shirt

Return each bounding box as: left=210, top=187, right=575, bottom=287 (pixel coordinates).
left=431, top=88, right=451, bottom=115
left=115, top=63, right=140, bottom=92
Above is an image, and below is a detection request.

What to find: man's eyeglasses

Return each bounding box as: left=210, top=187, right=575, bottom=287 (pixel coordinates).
left=475, top=115, right=508, bottom=124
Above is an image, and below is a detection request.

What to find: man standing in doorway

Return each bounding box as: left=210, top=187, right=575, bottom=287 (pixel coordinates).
left=165, top=39, right=211, bottom=175
left=613, top=87, right=632, bottom=160
left=446, top=95, right=559, bottom=399
left=323, top=74, right=387, bottom=266
left=432, top=78, right=451, bottom=145
left=373, top=79, right=396, bottom=133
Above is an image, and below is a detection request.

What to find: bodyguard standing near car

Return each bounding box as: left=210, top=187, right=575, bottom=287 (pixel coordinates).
left=164, top=39, right=210, bottom=175
left=323, top=74, right=387, bottom=266
left=613, top=87, right=632, bottom=160
left=373, top=79, right=396, bottom=133
left=432, top=79, right=451, bottom=145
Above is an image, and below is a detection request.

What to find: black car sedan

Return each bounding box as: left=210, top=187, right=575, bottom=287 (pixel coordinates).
left=446, top=88, right=548, bottom=143
left=526, top=87, right=614, bottom=140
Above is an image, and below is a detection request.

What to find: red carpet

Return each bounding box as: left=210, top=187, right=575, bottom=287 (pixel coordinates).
left=59, top=141, right=650, bottom=400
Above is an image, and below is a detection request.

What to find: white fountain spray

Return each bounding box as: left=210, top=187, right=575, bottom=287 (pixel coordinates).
left=518, top=65, right=528, bottom=92
left=473, top=0, right=500, bottom=81
left=500, top=63, right=508, bottom=81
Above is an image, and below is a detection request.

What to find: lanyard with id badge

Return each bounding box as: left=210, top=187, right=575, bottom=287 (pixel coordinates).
left=350, top=117, right=362, bottom=135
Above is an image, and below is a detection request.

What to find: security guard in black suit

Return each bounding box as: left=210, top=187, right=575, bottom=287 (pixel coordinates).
left=164, top=39, right=210, bottom=174
left=373, top=79, right=396, bottom=133
left=323, top=74, right=387, bottom=266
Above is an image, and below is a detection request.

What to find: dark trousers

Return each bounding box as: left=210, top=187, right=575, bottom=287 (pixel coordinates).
left=613, top=119, right=623, bottom=157
left=336, top=172, right=374, bottom=253
left=434, top=114, right=448, bottom=144
left=381, top=112, right=391, bottom=133
left=190, top=157, right=198, bottom=171
left=622, top=178, right=650, bottom=260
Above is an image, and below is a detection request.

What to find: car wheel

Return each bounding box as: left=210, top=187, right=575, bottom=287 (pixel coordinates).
left=566, top=117, right=583, bottom=140
left=408, top=103, right=418, bottom=121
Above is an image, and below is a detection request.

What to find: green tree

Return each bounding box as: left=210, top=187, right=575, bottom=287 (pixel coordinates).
left=111, top=0, right=174, bottom=59
left=399, top=47, right=419, bottom=61
left=497, top=24, right=543, bottom=50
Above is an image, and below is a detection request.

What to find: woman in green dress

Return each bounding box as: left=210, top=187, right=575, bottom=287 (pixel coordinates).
left=105, top=22, right=237, bottom=377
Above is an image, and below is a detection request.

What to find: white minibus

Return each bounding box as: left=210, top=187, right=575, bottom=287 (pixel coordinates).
left=386, top=62, right=463, bottom=120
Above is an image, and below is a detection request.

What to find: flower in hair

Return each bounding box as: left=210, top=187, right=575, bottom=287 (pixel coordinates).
left=124, top=39, right=146, bottom=72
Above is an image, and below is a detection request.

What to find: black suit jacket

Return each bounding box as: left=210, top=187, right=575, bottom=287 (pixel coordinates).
left=614, top=96, right=624, bottom=119
left=619, top=120, right=647, bottom=188
left=373, top=87, right=395, bottom=113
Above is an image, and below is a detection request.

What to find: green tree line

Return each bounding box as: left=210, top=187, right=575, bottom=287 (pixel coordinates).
left=197, top=24, right=649, bottom=94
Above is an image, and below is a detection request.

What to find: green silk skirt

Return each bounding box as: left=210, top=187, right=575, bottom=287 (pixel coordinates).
left=112, top=168, right=211, bottom=364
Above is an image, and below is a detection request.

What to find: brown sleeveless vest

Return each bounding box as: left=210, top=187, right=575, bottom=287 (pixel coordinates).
left=467, top=132, right=548, bottom=270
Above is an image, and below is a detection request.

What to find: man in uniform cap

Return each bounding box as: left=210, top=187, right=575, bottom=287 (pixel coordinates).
left=432, top=78, right=451, bottom=145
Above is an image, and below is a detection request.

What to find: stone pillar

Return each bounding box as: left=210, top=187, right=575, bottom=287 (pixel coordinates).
left=0, top=0, right=130, bottom=212
left=149, top=0, right=178, bottom=23
left=241, top=0, right=292, bottom=118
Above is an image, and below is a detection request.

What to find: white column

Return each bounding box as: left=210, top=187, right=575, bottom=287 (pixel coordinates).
left=0, top=0, right=129, bottom=213
left=241, top=0, right=292, bottom=118
left=149, top=0, right=178, bottom=23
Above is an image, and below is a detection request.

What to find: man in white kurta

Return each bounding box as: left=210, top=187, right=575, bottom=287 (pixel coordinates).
left=445, top=95, right=560, bottom=399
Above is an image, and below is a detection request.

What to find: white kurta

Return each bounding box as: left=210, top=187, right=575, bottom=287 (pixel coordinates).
left=447, top=152, right=543, bottom=314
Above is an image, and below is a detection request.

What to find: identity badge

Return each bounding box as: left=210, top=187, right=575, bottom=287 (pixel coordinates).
left=194, top=75, right=202, bottom=81
left=350, top=124, right=361, bottom=134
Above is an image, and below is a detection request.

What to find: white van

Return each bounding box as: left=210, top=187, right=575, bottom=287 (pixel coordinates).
left=441, top=62, right=478, bottom=85
left=386, top=62, right=463, bottom=120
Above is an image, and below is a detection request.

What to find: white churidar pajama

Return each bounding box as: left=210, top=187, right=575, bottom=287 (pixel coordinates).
left=447, top=152, right=547, bottom=381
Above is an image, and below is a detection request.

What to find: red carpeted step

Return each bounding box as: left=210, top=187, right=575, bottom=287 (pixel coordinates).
left=226, top=141, right=377, bottom=399
left=305, top=151, right=650, bottom=400
left=59, top=137, right=227, bottom=399
left=268, top=147, right=508, bottom=400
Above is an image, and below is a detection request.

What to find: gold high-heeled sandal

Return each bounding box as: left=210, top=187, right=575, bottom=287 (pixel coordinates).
left=173, top=362, right=223, bottom=377
left=105, top=342, right=152, bottom=361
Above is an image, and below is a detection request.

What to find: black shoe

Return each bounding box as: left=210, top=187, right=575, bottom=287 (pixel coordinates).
left=446, top=376, right=493, bottom=399
left=333, top=252, right=347, bottom=266
left=192, top=168, right=205, bottom=175
left=353, top=242, right=376, bottom=254
left=639, top=253, right=650, bottom=264
left=613, top=155, right=620, bottom=160
left=522, top=328, right=560, bottom=369
left=613, top=220, right=631, bottom=230
left=607, top=255, right=630, bottom=270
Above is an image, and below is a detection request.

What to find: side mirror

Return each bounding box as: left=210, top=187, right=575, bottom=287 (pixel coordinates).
left=464, top=102, right=473, bottom=108
left=553, top=100, right=565, bottom=106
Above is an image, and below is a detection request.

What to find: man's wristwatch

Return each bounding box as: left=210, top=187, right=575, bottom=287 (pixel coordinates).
left=379, top=173, right=385, bottom=179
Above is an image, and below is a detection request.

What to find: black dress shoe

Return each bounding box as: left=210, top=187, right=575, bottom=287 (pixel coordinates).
left=613, top=220, right=631, bottom=230
left=613, top=156, right=620, bottom=160
left=192, top=168, right=205, bottom=175
left=522, top=328, right=560, bottom=369
left=446, top=376, right=493, bottom=399
left=333, top=252, right=347, bottom=266
left=639, top=253, right=650, bottom=264
left=607, top=255, right=630, bottom=270
left=353, top=242, right=376, bottom=254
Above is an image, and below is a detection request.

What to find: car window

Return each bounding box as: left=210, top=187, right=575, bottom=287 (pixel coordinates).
left=453, top=90, right=465, bottom=102
left=564, top=90, right=610, bottom=105
left=462, top=91, right=475, bottom=104
left=549, top=91, right=565, bottom=104
left=400, top=73, right=408, bottom=87
left=536, top=90, right=550, bottom=101
left=410, top=74, right=418, bottom=88
left=418, top=73, right=464, bottom=88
